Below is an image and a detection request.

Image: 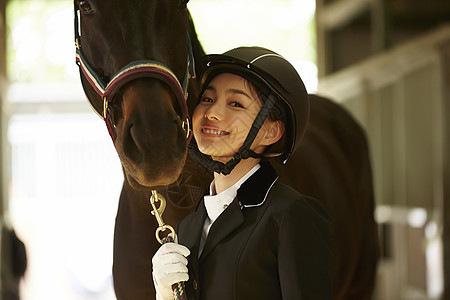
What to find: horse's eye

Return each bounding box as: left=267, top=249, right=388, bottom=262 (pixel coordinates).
left=79, top=1, right=93, bottom=14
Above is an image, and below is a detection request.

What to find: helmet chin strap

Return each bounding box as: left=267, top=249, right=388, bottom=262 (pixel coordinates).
left=189, top=94, right=277, bottom=175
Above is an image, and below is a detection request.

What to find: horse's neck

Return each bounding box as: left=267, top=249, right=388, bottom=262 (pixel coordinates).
left=120, top=178, right=152, bottom=213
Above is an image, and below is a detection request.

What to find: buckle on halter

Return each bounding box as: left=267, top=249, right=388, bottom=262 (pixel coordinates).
left=181, top=118, right=191, bottom=139
left=102, top=97, right=109, bottom=119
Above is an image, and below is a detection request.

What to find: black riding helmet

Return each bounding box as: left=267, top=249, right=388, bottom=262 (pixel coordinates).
left=189, top=46, right=310, bottom=175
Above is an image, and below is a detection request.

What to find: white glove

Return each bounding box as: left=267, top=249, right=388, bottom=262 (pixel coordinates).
left=152, top=243, right=190, bottom=300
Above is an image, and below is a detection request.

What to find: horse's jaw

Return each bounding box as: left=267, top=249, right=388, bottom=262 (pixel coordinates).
left=115, top=128, right=188, bottom=190
left=121, top=151, right=187, bottom=191
left=113, top=79, right=189, bottom=190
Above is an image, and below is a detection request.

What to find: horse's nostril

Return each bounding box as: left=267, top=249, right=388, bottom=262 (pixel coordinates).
left=123, top=123, right=143, bottom=164
left=129, top=124, right=137, bottom=144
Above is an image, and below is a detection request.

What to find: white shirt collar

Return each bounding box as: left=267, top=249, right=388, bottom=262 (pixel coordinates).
left=203, top=164, right=260, bottom=223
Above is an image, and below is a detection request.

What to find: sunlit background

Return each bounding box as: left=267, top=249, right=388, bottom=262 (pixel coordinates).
left=5, top=0, right=317, bottom=298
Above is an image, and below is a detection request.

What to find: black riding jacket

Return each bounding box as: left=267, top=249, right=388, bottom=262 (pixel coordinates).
left=177, top=161, right=333, bottom=300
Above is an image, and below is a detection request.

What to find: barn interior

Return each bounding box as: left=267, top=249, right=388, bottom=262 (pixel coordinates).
left=1, top=0, right=449, bottom=299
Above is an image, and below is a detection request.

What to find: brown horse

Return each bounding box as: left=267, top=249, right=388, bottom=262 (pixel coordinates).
left=73, top=1, right=379, bottom=299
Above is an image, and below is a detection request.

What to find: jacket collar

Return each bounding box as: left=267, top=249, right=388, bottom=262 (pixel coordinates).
left=192, top=161, right=278, bottom=212
left=199, top=161, right=278, bottom=260
left=204, top=164, right=260, bottom=222
left=237, top=161, right=278, bottom=208
left=183, top=161, right=278, bottom=262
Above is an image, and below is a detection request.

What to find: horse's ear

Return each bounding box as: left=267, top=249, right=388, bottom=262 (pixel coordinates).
left=179, top=0, right=189, bottom=9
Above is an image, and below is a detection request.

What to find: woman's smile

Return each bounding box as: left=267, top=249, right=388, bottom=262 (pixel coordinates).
left=201, top=126, right=230, bottom=137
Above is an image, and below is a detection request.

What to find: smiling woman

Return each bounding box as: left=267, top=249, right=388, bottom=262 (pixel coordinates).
left=193, top=73, right=268, bottom=160
left=4, top=0, right=317, bottom=299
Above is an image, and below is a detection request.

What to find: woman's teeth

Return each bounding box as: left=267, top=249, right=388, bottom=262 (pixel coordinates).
left=203, top=128, right=228, bottom=135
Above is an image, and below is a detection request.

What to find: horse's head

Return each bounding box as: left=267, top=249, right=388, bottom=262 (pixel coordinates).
left=74, top=0, right=194, bottom=189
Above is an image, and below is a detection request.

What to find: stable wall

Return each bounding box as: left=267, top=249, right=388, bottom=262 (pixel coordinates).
left=318, top=24, right=450, bottom=299
left=0, top=0, right=7, bottom=222
left=0, top=0, right=9, bottom=297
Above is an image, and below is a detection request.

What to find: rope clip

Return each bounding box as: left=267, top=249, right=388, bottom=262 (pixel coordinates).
left=150, top=190, right=176, bottom=244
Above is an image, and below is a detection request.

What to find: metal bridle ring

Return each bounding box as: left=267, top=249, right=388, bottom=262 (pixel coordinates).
left=182, top=119, right=191, bottom=139
left=155, top=225, right=176, bottom=244
left=103, top=97, right=109, bottom=119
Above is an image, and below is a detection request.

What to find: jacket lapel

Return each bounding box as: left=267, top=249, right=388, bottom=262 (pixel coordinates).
left=179, top=199, right=207, bottom=279
left=195, top=162, right=277, bottom=262
left=199, top=199, right=244, bottom=261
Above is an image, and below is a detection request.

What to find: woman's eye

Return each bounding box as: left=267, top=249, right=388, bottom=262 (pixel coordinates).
left=200, top=97, right=213, bottom=103
left=230, top=102, right=244, bottom=108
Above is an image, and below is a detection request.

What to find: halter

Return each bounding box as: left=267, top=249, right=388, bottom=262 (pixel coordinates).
left=74, top=7, right=192, bottom=299
left=74, top=7, right=195, bottom=142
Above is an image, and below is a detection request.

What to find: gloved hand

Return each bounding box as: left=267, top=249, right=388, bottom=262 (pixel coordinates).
left=152, top=243, right=190, bottom=300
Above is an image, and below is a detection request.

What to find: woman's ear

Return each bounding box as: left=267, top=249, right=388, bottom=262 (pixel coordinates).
left=263, top=120, right=284, bottom=146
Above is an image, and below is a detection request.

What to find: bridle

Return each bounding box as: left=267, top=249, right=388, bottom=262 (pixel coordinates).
left=74, top=5, right=192, bottom=299
left=74, top=6, right=195, bottom=143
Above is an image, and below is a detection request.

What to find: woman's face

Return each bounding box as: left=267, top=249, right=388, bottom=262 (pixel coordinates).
left=193, top=73, right=277, bottom=162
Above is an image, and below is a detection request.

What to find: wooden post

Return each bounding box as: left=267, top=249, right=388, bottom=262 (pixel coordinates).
left=371, top=0, right=391, bottom=53
left=0, top=0, right=7, bottom=223
left=315, top=0, right=327, bottom=78
left=0, top=0, right=9, bottom=297
left=442, top=42, right=450, bottom=300
left=315, top=0, right=372, bottom=76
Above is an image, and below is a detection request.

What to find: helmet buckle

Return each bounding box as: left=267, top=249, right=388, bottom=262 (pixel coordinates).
left=239, top=148, right=250, bottom=159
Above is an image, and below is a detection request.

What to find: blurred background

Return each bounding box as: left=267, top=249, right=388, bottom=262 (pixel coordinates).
left=0, top=0, right=449, bottom=299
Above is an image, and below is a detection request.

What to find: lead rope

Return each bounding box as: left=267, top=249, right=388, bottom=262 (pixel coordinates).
left=150, top=190, right=188, bottom=300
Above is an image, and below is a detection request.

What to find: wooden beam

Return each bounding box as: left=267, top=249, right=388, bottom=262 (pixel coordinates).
left=317, top=25, right=450, bottom=100
left=0, top=0, right=6, bottom=77
left=442, top=41, right=450, bottom=300
left=318, top=0, right=371, bottom=31
left=0, top=0, right=8, bottom=221
left=315, top=0, right=332, bottom=77
left=371, top=0, right=391, bottom=52
left=316, top=0, right=372, bottom=76
left=0, top=0, right=8, bottom=295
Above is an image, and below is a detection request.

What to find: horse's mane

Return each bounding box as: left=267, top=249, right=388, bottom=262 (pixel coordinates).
left=188, top=11, right=207, bottom=75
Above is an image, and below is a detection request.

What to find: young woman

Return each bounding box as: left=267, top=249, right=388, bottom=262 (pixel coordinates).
left=152, top=47, right=333, bottom=300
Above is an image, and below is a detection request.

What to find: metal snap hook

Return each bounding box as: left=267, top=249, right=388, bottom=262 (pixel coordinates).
left=150, top=191, right=175, bottom=244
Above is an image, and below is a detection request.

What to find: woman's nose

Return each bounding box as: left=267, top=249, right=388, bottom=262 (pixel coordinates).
left=204, top=103, right=222, bottom=120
